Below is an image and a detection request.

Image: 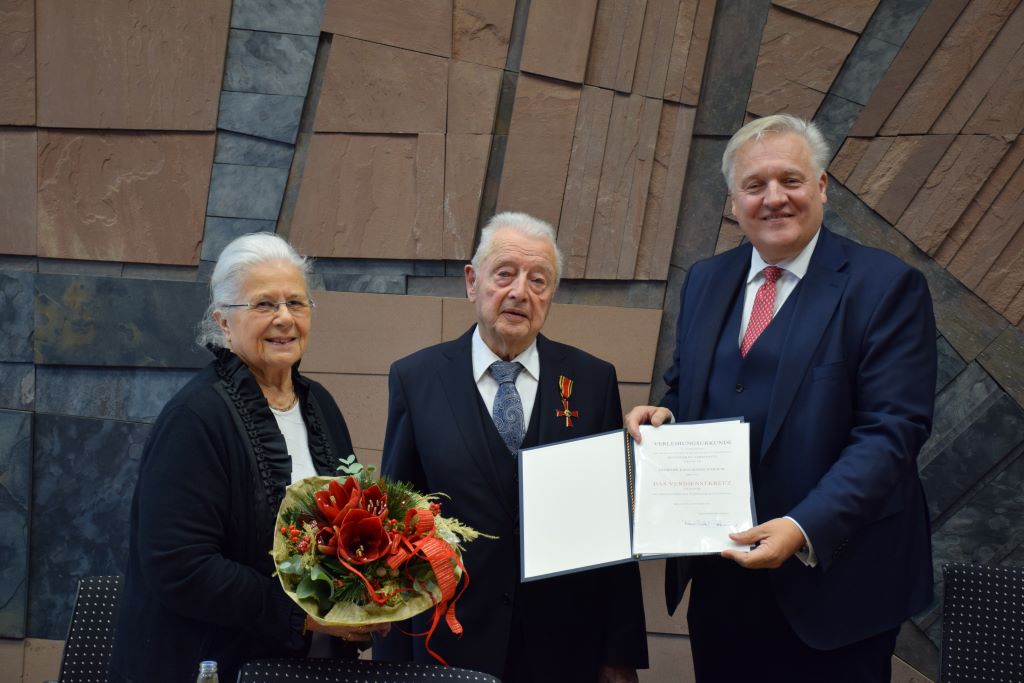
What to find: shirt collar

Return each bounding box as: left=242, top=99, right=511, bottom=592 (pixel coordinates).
left=472, top=326, right=540, bottom=382
left=746, top=227, right=821, bottom=284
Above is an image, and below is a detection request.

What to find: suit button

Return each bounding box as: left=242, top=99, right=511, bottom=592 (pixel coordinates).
left=735, top=384, right=744, bottom=393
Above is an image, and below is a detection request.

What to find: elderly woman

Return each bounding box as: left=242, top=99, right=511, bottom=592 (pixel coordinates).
left=110, top=233, right=370, bottom=682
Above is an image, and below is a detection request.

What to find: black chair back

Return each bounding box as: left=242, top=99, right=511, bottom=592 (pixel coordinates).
left=238, top=658, right=501, bottom=682
left=57, top=575, right=123, bottom=683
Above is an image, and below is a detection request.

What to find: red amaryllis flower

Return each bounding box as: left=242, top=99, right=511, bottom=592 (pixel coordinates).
left=361, top=483, right=389, bottom=520
left=316, top=524, right=338, bottom=556
left=337, top=508, right=391, bottom=565
left=315, top=477, right=361, bottom=524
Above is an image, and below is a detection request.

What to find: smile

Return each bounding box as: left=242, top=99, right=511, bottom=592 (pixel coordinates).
left=266, top=337, right=296, bottom=346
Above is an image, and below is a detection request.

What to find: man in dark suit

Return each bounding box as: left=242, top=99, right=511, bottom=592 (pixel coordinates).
left=374, top=212, right=648, bottom=682
left=627, top=115, right=936, bottom=682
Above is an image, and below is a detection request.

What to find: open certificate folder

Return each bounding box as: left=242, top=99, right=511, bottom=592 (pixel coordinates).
left=519, top=419, right=754, bottom=581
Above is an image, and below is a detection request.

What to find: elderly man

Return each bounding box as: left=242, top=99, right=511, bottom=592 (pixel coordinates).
left=627, top=115, right=935, bottom=682
left=374, top=212, right=648, bottom=682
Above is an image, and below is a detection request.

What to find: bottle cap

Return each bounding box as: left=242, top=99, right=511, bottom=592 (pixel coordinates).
left=199, top=660, right=217, bottom=673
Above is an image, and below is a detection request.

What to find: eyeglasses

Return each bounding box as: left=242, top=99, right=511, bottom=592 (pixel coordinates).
left=222, top=299, right=316, bottom=316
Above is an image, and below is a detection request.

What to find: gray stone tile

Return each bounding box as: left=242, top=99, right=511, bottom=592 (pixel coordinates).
left=121, top=264, right=199, bottom=282
left=35, top=274, right=209, bottom=368
left=978, top=326, right=1024, bottom=413
left=214, top=131, right=295, bottom=169
left=407, top=276, right=470, bottom=298
left=650, top=265, right=687, bottom=406
left=230, top=0, right=326, bottom=37
left=0, top=363, right=34, bottom=411
left=830, top=36, right=901, bottom=106
left=413, top=261, right=446, bottom=277
left=553, top=279, right=666, bottom=309
left=0, top=272, right=33, bottom=362
left=812, top=94, right=863, bottom=164
left=317, top=273, right=406, bottom=294
left=478, top=134, right=508, bottom=228
left=445, top=260, right=470, bottom=277
left=862, top=0, right=930, bottom=47
left=671, top=136, right=729, bottom=271
left=28, top=414, right=150, bottom=639
left=0, top=410, right=31, bottom=638
left=218, top=91, right=304, bottom=144
left=206, top=163, right=289, bottom=220
left=223, top=29, right=318, bottom=97
left=504, top=0, right=532, bottom=72
left=36, top=259, right=123, bottom=277
left=895, top=621, right=939, bottom=682
left=36, top=366, right=196, bottom=423
left=201, top=216, right=278, bottom=262
left=936, top=336, right=966, bottom=395
left=312, top=259, right=416, bottom=277
left=0, top=256, right=36, bottom=271
left=920, top=363, right=999, bottom=470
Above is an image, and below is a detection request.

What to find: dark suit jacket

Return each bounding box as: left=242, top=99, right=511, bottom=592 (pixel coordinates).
left=374, top=327, right=648, bottom=680
left=663, top=227, right=936, bottom=650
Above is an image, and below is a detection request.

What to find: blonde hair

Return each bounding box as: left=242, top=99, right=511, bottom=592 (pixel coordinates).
left=721, top=114, right=830, bottom=190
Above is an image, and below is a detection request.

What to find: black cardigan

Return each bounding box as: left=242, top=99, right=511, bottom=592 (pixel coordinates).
left=110, top=349, right=355, bottom=682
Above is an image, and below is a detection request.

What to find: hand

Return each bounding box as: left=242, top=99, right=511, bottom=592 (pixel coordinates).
left=624, top=405, right=673, bottom=442
left=304, top=616, right=391, bottom=641
left=598, top=664, right=638, bottom=683
left=721, top=518, right=806, bottom=569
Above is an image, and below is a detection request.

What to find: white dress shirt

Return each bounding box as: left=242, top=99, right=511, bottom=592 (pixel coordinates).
left=471, top=326, right=540, bottom=427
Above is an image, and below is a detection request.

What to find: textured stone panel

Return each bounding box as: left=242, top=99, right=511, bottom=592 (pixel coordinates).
left=29, top=414, right=150, bottom=639
left=644, top=633, right=696, bottom=681
left=223, top=29, right=318, bottom=97
left=302, top=292, right=443, bottom=374
left=316, top=36, right=448, bottom=134
left=447, top=61, right=503, bottom=134
left=0, top=363, right=33, bottom=411
left=322, top=0, right=452, bottom=57
left=974, top=223, right=1024, bottom=320
left=214, top=131, right=294, bottom=169
left=812, top=94, right=865, bottom=164
left=231, top=0, right=326, bottom=36
left=920, top=362, right=1002, bottom=469
left=640, top=560, right=689, bottom=635
left=35, top=274, right=209, bottom=368
left=862, top=0, right=930, bottom=47
left=650, top=264, right=686, bottom=404
left=218, top=91, right=305, bottom=144
left=554, top=279, right=665, bottom=309
left=830, top=36, right=901, bottom=107
left=978, top=326, right=1024, bottom=412
left=586, top=0, right=648, bottom=92
left=558, top=86, right=615, bottom=279
left=444, top=134, right=491, bottom=260
left=36, top=0, right=230, bottom=130
left=35, top=366, right=196, bottom=423
left=633, top=0, right=682, bottom=98
left=962, top=40, right=1024, bottom=136
left=305, top=373, right=388, bottom=451
left=0, top=410, right=30, bottom=638
left=842, top=135, right=895, bottom=193
left=316, top=274, right=406, bottom=294
left=0, top=128, right=36, bottom=256
left=496, top=75, right=581, bottom=229
left=619, top=383, right=654, bottom=419
left=880, top=0, right=1018, bottom=136
left=670, top=136, right=728, bottom=269
left=829, top=137, right=870, bottom=184
left=520, top=0, right=599, bottom=83
left=773, top=0, right=878, bottom=33
left=290, top=133, right=444, bottom=259
left=691, top=0, right=763, bottom=134
left=406, top=276, right=469, bottom=298
left=665, top=0, right=716, bottom=106
left=747, top=7, right=857, bottom=119
left=856, top=135, right=955, bottom=225
left=207, top=163, right=289, bottom=221
left=0, top=639, right=25, bottom=682
left=22, top=639, right=62, bottom=683
left=37, top=131, right=213, bottom=265
left=714, top=217, right=744, bottom=255
left=201, top=217, right=278, bottom=262
left=0, top=0, right=34, bottom=124
left=453, top=0, right=516, bottom=68
left=935, top=336, right=966, bottom=395
left=0, top=272, right=33, bottom=362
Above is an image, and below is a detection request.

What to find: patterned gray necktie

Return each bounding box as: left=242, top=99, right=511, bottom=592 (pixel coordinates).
left=489, top=360, right=525, bottom=455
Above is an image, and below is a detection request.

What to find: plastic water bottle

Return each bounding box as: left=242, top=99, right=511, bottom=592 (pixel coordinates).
left=196, top=660, right=219, bottom=682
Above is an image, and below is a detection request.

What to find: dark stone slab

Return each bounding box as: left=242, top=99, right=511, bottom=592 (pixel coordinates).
left=28, top=414, right=150, bottom=639
left=230, top=0, right=327, bottom=37
left=812, top=94, right=864, bottom=165
left=317, top=273, right=406, bottom=294
left=214, top=131, right=295, bottom=169
left=201, top=217, right=278, bottom=263
left=35, top=274, right=209, bottom=368
left=407, top=276, right=470, bottom=298
left=862, top=0, right=931, bottom=47
left=413, top=261, right=445, bottom=277
left=36, top=366, right=196, bottom=423
left=978, top=326, right=1024, bottom=412
left=830, top=36, right=901, bottom=107
left=650, top=264, right=687, bottom=405
left=936, top=335, right=966, bottom=394
left=554, top=279, right=666, bottom=309
left=0, top=410, right=31, bottom=638
left=505, top=0, right=532, bottom=72
left=671, top=136, right=729, bottom=271
left=223, top=29, right=318, bottom=97
left=445, top=260, right=470, bottom=277
left=919, top=363, right=1000, bottom=470
left=121, top=264, right=199, bottom=282
left=693, top=0, right=772, bottom=136
left=0, top=362, right=33, bottom=411
left=206, top=163, right=289, bottom=220
left=0, top=256, right=36, bottom=271
left=218, top=91, right=304, bottom=144
left=477, top=134, right=508, bottom=229
left=37, top=259, right=123, bottom=277
left=0, top=272, right=33, bottom=362
left=313, top=259, right=416, bottom=276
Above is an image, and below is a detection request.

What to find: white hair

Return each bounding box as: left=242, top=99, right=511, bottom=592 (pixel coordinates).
left=471, top=212, right=564, bottom=285
left=721, top=114, right=830, bottom=190
left=196, top=232, right=312, bottom=349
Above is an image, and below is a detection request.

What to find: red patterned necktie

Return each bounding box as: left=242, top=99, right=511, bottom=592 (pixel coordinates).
left=740, top=265, right=784, bottom=357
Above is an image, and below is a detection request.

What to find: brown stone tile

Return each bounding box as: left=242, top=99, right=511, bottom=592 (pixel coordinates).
left=0, top=129, right=36, bottom=256
left=585, top=0, right=648, bottom=92
left=631, top=0, right=681, bottom=98
left=773, top=0, right=879, bottom=34
left=891, top=655, right=935, bottom=683
left=444, top=134, right=491, bottom=260
left=37, top=131, right=213, bottom=264
left=36, top=0, right=229, bottom=130
left=23, top=638, right=62, bottom=683
left=619, top=383, right=653, bottom=415
left=714, top=217, right=744, bottom=255
left=880, top=0, right=1018, bottom=135
left=747, top=7, right=857, bottom=119
left=495, top=74, right=581, bottom=229
left=680, top=0, right=715, bottom=106
left=896, top=134, right=1012, bottom=255
left=307, top=372, right=388, bottom=451
left=958, top=161, right=1024, bottom=298
left=321, top=0, right=452, bottom=58
left=828, top=137, right=871, bottom=184
left=0, top=0, right=35, bottom=124
left=859, top=135, right=955, bottom=224
left=303, top=292, right=443, bottom=375
left=290, top=133, right=444, bottom=259
left=0, top=638, right=24, bottom=682
left=641, top=558, right=689, bottom=635
left=1006, top=286, right=1024, bottom=326
left=354, top=447, right=384, bottom=472
left=453, top=0, right=516, bottom=68
left=448, top=61, right=503, bottom=134
left=663, top=0, right=698, bottom=103
left=973, top=222, right=1024, bottom=318
left=520, top=0, right=599, bottom=84
left=843, top=136, right=895, bottom=194
left=963, top=30, right=1024, bottom=136
left=641, top=632, right=696, bottom=683
left=849, top=0, right=971, bottom=137
left=635, top=102, right=695, bottom=280
left=316, top=36, right=448, bottom=134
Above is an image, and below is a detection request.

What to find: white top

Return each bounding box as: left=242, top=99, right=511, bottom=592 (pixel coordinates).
left=270, top=402, right=317, bottom=483
left=471, top=326, right=540, bottom=426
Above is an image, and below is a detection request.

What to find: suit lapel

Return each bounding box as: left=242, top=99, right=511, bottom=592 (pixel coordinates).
left=536, top=335, right=568, bottom=446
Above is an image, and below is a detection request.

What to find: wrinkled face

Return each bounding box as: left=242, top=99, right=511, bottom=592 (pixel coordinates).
left=730, top=131, right=828, bottom=264
left=214, top=260, right=311, bottom=376
left=465, top=228, right=557, bottom=360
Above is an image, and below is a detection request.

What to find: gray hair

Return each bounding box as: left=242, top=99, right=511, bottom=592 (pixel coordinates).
left=721, top=114, right=830, bottom=190
left=471, top=211, right=564, bottom=285
left=196, top=232, right=312, bottom=349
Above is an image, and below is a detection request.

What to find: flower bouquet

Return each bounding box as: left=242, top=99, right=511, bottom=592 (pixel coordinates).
left=272, top=456, right=484, bottom=662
